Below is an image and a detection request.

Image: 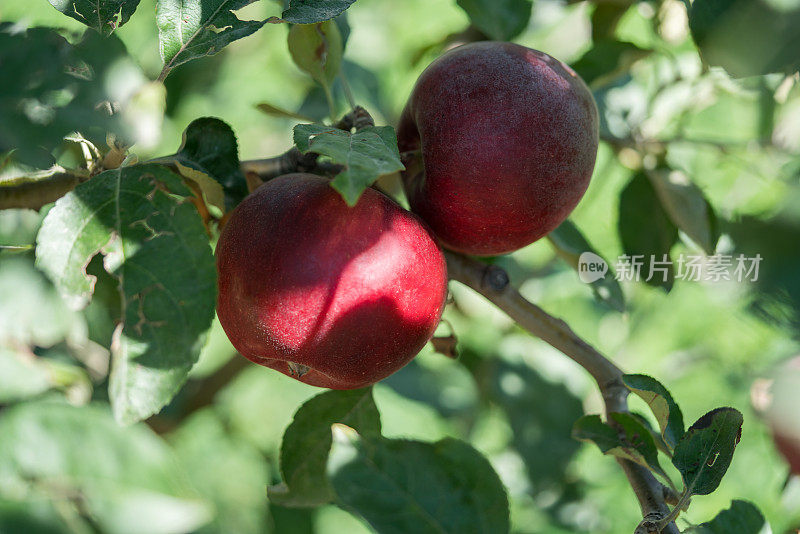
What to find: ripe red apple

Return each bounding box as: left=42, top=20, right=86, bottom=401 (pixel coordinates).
left=398, top=41, right=599, bottom=256
left=215, top=173, right=448, bottom=389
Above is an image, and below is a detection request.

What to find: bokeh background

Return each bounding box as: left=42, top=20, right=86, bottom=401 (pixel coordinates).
left=1, top=0, right=800, bottom=532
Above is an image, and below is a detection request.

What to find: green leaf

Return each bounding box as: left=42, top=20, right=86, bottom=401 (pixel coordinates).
left=572, top=417, right=640, bottom=467
left=571, top=40, right=649, bottom=87
left=269, top=388, right=381, bottom=507
left=328, top=427, right=510, bottom=534
left=0, top=26, right=124, bottom=167
left=618, top=171, right=679, bottom=291
left=489, top=360, right=583, bottom=492
left=293, top=124, right=404, bottom=205
left=573, top=414, right=672, bottom=485
left=648, top=169, right=719, bottom=255
left=0, top=255, right=84, bottom=348
left=288, top=21, right=343, bottom=87
left=727, top=213, right=800, bottom=333
left=455, top=0, right=532, bottom=41
left=688, top=0, right=800, bottom=77
left=590, top=2, right=631, bottom=41
left=573, top=414, right=628, bottom=452
left=47, top=0, right=141, bottom=34
left=173, top=161, right=225, bottom=218
left=269, top=503, right=316, bottom=534
left=0, top=400, right=211, bottom=533
left=683, top=500, right=770, bottom=533
left=672, top=407, right=743, bottom=496
left=628, top=412, right=674, bottom=456
left=156, top=0, right=266, bottom=80
left=0, top=498, right=72, bottom=534
left=279, top=0, right=358, bottom=24
left=35, top=164, right=216, bottom=424
left=257, top=102, right=315, bottom=122
left=623, top=374, right=685, bottom=450
left=0, top=347, right=52, bottom=403
left=171, top=411, right=269, bottom=533
left=169, top=117, right=246, bottom=210
left=548, top=219, right=625, bottom=312
left=609, top=412, right=672, bottom=484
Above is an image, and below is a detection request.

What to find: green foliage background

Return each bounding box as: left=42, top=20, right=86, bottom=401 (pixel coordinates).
left=1, top=0, right=799, bottom=532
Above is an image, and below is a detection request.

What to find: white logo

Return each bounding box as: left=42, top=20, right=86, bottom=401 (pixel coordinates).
left=578, top=252, right=608, bottom=283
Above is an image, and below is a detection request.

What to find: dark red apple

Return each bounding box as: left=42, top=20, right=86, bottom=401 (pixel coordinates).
left=215, top=173, right=448, bottom=389
left=398, top=41, right=599, bottom=256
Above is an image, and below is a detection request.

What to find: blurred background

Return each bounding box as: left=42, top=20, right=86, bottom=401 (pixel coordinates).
left=1, top=0, right=800, bottom=532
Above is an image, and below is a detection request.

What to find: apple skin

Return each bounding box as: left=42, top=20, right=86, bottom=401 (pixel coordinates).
left=398, top=41, right=599, bottom=256
left=215, top=173, right=448, bottom=389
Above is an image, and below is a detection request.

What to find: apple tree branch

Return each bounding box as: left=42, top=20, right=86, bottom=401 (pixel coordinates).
left=444, top=250, right=679, bottom=534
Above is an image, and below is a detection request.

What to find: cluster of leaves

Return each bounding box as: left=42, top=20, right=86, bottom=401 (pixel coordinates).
left=0, top=25, right=127, bottom=167
left=33, top=119, right=240, bottom=424
left=2, top=0, right=510, bottom=530
left=0, top=400, right=213, bottom=532
left=269, top=388, right=509, bottom=533
left=573, top=375, right=765, bottom=530
left=687, top=0, right=800, bottom=78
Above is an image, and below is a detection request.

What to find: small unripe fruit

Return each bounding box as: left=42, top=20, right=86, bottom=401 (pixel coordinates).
left=215, top=174, right=448, bottom=389
left=287, top=21, right=343, bottom=86
left=398, top=41, right=599, bottom=256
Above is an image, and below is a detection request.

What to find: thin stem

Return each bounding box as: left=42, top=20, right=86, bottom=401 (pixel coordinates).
left=323, top=83, right=337, bottom=123
left=444, top=251, right=627, bottom=411
left=339, top=70, right=357, bottom=110
left=240, top=106, right=374, bottom=183
left=5, top=107, right=375, bottom=211
left=156, top=67, right=170, bottom=85
left=240, top=148, right=342, bottom=183
left=657, top=490, right=691, bottom=531
left=146, top=354, right=249, bottom=434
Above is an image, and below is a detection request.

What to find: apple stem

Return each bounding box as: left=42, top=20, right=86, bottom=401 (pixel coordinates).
left=339, top=70, right=357, bottom=110
left=240, top=106, right=375, bottom=183
left=8, top=108, right=377, bottom=211
left=444, top=250, right=680, bottom=534
left=655, top=490, right=692, bottom=532
left=323, top=83, right=337, bottom=123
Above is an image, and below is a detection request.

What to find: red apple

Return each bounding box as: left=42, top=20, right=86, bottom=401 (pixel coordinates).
left=398, top=41, right=599, bottom=256
left=215, top=173, right=448, bottom=389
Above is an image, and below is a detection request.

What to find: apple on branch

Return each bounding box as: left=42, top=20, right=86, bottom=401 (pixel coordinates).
left=398, top=42, right=599, bottom=256
left=215, top=174, right=448, bottom=389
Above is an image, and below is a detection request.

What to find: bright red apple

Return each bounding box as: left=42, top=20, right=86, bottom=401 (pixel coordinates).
left=215, top=173, right=448, bottom=389
left=398, top=41, right=599, bottom=256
